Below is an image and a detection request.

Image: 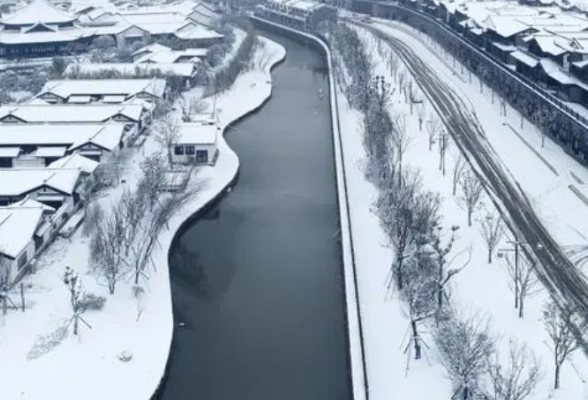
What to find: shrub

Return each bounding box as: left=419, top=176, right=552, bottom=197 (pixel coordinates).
left=78, top=293, right=106, bottom=312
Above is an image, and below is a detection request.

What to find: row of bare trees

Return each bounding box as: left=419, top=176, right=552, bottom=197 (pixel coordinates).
left=87, top=153, right=202, bottom=299
left=328, top=22, right=583, bottom=397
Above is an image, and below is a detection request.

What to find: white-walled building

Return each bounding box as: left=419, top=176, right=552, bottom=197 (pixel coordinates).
left=0, top=167, right=82, bottom=208
left=0, top=197, right=53, bottom=282
left=0, top=123, right=126, bottom=166
left=173, top=119, right=219, bottom=165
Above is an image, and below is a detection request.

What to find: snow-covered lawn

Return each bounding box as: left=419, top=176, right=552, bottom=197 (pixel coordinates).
left=337, top=23, right=588, bottom=400
left=0, top=36, right=285, bottom=400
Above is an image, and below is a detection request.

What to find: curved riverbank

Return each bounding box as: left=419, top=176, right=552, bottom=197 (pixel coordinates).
left=250, top=17, right=368, bottom=400
left=150, top=36, right=286, bottom=400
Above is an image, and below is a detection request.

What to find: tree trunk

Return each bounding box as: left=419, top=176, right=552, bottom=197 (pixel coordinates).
left=2, top=296, right=6, bottom=315
left=554, top=363, right=560, bottom=389
left=73, top=316, right=79, bottom=336
left=519, top=293, right=524, bottom=318
left=467, top=209, right=472, bottom=227
left=396, top=258, right=404, bottom=290
left=488, top=248, right=492, bottom=264
left=412, top=320, right=421, bottom=360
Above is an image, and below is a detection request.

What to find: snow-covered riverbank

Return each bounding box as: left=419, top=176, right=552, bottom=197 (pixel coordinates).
left=0, top=36, right=286, bottom=400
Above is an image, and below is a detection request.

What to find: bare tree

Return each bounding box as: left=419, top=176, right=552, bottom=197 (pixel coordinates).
left=375, top=169, right=431, bottom=290
left=82, top=202, right=103, bottom=238
left=371, top=75, right=394, bottom=113
left=401, top=265, right=437, bottom=363
left=93, top=148, right=132, bottom=188
left=408, top=81, right=418, bottom=115
left=155, top=114, right=182, bottom=167
left=399, top=70, right=407, bottom=99
left=89, top=210, right=127, bottom=294
left=63, top=267, right=91, bottom=335
left=452, top=154, right=466, bottom=196
left=486, top=340, right=542, bottom=400
left=543, top=301, right=580, bottom=389
left=436, top=313, right=496, bottom=400
left=417, top=103, right=426, bottom=132
left=479, top=212, right=504, bottom=264
left=179, top=96, right=208, bottom=122
left=388, top=52, right=399, bottom=82
left=0, top=254, right=13, bottom=315
left=438, top=131, right=449, bottom=176
left=502, top=252, right=541, bottom=318
left=459, top=169, right=484, bottom=227
left=431, top=226, right=471, bottom=309
left=137, top=153, right=167, bottom=211
left=132, top=285, right=147, bottom=322
left=500, top=98, right=507, bottom=117
left=391, top=114, right=411, bottom=187
left=426, top=114, right=442, bottom=152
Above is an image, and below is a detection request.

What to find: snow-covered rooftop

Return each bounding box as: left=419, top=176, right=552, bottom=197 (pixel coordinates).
left=34, top=146, right=67, bottom=158
left=64, top=62, right=197, bottom=77
left=134, top=47, right=205, bottom=64
left=0, top=167, right=81, bottom=197
left=40, top=79, right=167, bottom=100
left=0, top=124, right=126, bottom=151
left=48, top=153, right=99, bottom=174
left=120, top=11, right=187, bottom=24
left=0, top=104, right=144, bottom=124
left=510, top=49, right=540, bottom=67
left=178, top=122, right=218, bottom=145
left=175, top=22, right=223, bottom=40
left=0, top=146, right=20, bottom=157
left=0, top=28, right=88, bottom=45
left=0, top=200, right=43, bottom=258
left=131, top=42, right=170, bottom=57
left=0, top=0, right=77, bottom=26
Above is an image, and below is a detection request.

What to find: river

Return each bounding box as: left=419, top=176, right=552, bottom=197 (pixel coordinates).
left=161, top=30, right=352, bottom=400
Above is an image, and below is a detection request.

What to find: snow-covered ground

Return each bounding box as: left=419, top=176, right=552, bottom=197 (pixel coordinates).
left=371, top=20, right=588, bottom=271
left=0, top=36, right=285, bottom=400
left=336, top=22, right=588, bottom=400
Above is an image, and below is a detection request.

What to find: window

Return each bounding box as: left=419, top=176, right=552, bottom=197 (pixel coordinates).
left=174, top=146, right=184, bottom=155
left=185, top=146, right=195, bottom=155
left=17, top=252, right=28, bottom=269
left=196, top=150, right=208, bottom=163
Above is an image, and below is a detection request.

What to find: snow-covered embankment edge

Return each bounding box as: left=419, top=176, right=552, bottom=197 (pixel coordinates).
left=250, top=17, right=368, bottom=400
left=149, top=37, right=286, bottom=400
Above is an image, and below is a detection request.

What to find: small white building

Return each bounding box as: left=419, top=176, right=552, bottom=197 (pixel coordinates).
left=0, top=197, right=54, bottom=282
left=173, top=120, right=219, bottom=165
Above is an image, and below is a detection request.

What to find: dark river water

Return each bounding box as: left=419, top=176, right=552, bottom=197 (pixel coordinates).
left=162, top=30, right=351, bottom=400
